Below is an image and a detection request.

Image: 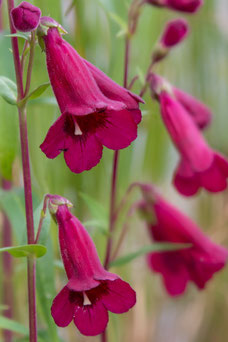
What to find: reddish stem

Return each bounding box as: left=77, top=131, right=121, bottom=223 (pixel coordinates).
left=2, top=180, right=14, bottom=342
left=104, top=151, right=119, bottom=269
left=7, top=1, right=37, bottom=341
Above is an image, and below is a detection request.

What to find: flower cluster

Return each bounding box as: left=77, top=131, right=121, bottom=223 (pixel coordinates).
left=9, top=0, right=228, bottom=339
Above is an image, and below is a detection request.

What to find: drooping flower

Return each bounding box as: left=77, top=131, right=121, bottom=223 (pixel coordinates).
left=150, top=74, right=228, bottom=196
left=11, top=2, right=41, bottom=32
left=146, top=0, right=203, bottom=13
left=49, top=196, right=136, bottom=336
left=38, top=20, right=143, bottom=173
left=138, top=184, right=228, bottom=296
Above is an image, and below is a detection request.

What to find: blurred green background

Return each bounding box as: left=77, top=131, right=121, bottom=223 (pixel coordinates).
left=1, top=0, right=228, bottom=341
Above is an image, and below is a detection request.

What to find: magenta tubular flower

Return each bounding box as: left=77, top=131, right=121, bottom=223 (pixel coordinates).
left=50, top=200, right=136, bottom=336
left=146, top=0, right=203, bottom=13
left=138, top=184, right=228, bottom=296
left=39, top=26, right=143, bottom=173
left=161, top=92, right=228, bottom=196
left=149, top=73, right=227, bottom=196
left=160, top=18, right=189, bottom=48
left=11, top=2, right=41, bottom=32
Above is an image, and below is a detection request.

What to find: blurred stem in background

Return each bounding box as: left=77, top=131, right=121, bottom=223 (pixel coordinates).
left=1, top=179, right=14, bottom=342
left=6, top=1, right=37, bottom=341
left=102, top=1, right=139, bottom=341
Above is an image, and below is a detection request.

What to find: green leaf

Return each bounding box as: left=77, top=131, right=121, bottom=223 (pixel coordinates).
left=27, top=83, right=50, bottom=101
left=0, top=76, right=17, bottom=105
left=110, top=243, right=192, bottom=267
left=0, top=244, right=47, bottom=258
left=0, top=316, right=28, bottom=335
left=5, top=33, right=30, bottom=41
left=79, top=192, right=108, bottom=226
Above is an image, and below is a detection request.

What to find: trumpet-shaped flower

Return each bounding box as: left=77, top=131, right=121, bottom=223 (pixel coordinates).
left=39, top=25, right=143, bottom=173
left=138, top=184, right=228, bottom=296
left=149, top=74, right=228, bottom=196
left=50, top=199, right=136, bottom=336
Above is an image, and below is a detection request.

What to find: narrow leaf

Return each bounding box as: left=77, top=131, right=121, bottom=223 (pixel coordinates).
left=5, top=33, right=30, bottom=40
left=0, top=76, right=17, bottom=105
left=0, top=316, right=28, bottom=335
left=110, top=243, right=192, bottom=267
left=0, top=244, right=47, bottom=258
left=27, top=83, right=50, bottom=100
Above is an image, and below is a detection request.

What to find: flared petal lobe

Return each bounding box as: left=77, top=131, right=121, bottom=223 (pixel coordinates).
left=138, top=185, right=228, bottom=296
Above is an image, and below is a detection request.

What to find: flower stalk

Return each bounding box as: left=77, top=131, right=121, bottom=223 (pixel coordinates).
left=7, top=1, right=37, bottom=341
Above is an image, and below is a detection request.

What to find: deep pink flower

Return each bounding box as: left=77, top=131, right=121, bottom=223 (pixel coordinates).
left=138, top=184, right=228, bottom=296
left=39, top=25, right=143, bottom=173
left=160, top=18, right=189, bottom=48
left=50, top=199, right=136, bottom=336
left=149, top=74, right=228, bottom=196
left=11, top=2, right=41, bottom=32
left=146, top=0, right=203, bottom=13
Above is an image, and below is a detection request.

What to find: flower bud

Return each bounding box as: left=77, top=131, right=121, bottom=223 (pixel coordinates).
left=11, top=2, right=41, bottom=32
left=152, top=19, right=188, bottom=63
left=160, top=18, right=188, bottom=48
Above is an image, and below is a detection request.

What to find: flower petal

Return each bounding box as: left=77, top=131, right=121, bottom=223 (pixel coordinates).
left=95, top=109, right=137, bottom=150
left=40, top=114, right=68, bottom=159
left=200, top=153, right=228, bottom=192
left=173, top=158, right=200, bottom=196
left=148, top=252, right=189, bottom=296
left=51, top=286, right=77, bottom=327
left=74, top=301, right=108, bottom=336
left=100, top=279, right=136, bottom=314
left=64, top=134, right=103, bottom=173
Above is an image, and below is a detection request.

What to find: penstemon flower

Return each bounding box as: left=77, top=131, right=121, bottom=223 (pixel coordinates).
left=38, top=19, right=143, bottom=173
left=49, top=196, right=136, bottom=336
left=138, top=184, right=228, bottom=296
left=149, top=73, right=228, bottom=196
left=146, top=0, right=203, bottom=13
left=10, top=1, right=41, bottom=32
